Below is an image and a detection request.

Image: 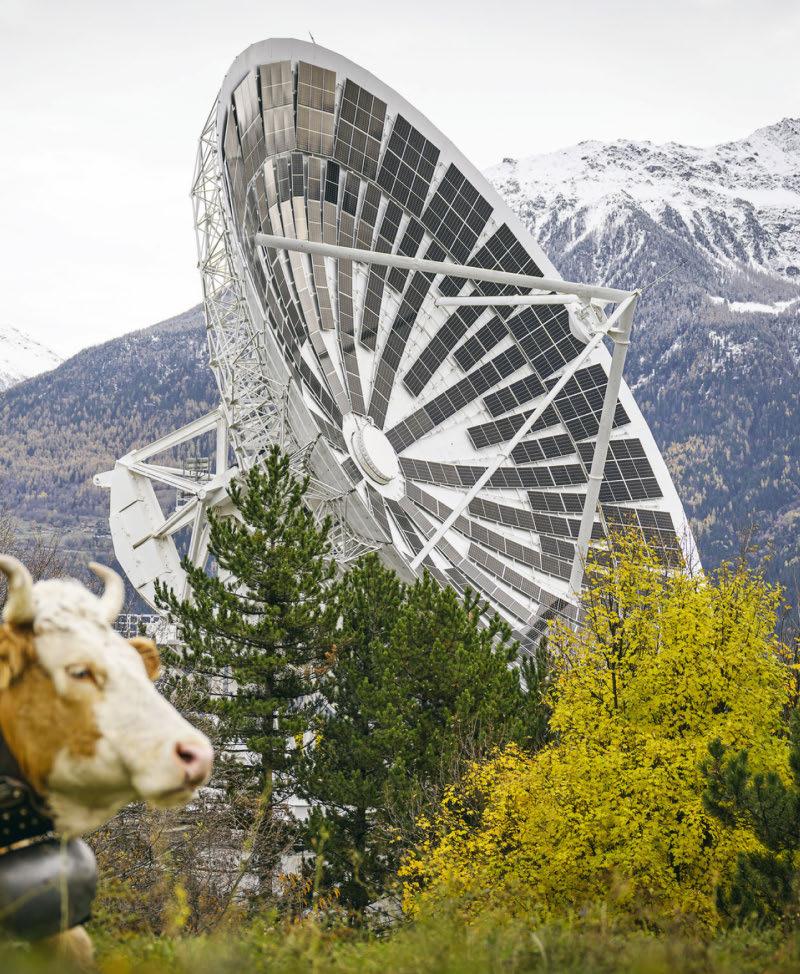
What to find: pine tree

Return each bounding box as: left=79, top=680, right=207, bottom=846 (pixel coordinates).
left=296, top=555, right=539, bottom=910
left=155, top=447, right=334, bottom=816
left=297, top=555, right=405, bottom=910
left=703, top=713, right=800, bottom=926
left=518, top=635, right=552, bottom=752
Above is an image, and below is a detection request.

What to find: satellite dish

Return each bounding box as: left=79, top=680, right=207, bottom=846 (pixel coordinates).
left=99, top=38, right=697, bottom=649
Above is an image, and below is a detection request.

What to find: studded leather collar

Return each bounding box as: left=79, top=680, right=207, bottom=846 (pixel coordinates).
left=0, top=731, right=55, bottom=856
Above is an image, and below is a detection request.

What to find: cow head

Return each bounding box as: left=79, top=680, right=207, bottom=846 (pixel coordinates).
left=0, top=556, right=213, bottom=837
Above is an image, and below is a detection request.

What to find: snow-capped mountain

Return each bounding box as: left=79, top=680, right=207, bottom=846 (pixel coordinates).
left=487, top=117, right=800, bottom=292
left=0, top=324, right=63, bottom=392
left=486, top=118, right=800, bottom=584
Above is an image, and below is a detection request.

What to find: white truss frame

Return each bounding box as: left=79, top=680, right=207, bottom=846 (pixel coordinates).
left=254, top=233, right=640, bottom=598
left=194, top=104, right=386, bottom=556
left=95, top=410, right=235, bottom=603
left=194, top=106, right=292, bottom=469
left=99, top=39, right=696, bottom=630
left=98, top=103, right=389, bottom=610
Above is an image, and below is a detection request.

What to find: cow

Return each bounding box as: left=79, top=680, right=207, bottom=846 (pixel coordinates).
left=0, top=554, right=213, bottom=966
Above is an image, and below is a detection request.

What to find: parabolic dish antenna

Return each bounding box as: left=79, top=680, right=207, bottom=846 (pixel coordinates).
left=98, top=38, right=697, bottom=649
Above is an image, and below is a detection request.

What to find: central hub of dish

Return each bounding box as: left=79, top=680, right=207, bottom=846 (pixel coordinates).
left=351, top=421, right=400, bottom=486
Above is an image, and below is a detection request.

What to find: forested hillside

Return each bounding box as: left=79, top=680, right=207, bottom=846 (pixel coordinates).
left=0, top=306, right=217, bottom=566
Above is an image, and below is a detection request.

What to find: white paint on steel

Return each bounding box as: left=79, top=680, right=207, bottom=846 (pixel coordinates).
left=568, top=297, right=637, bottom=594
left=352, top=424, right=400, bottom=486
left=98, top=37, right=700, bottom=631
left=254, top=234, right=631, bottom=304
left=95, top=410, right=238, bottom=607
left=435, top=294, right=581, bottom=307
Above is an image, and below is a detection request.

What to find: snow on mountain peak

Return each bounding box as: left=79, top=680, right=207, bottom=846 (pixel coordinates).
left=0, top=324, right=63, bottom=392
left=747, top=116, right=800, bottom=154
left=486, top=119, right=800, bottom=285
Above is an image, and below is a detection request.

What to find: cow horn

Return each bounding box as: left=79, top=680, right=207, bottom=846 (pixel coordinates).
left=89, top=562, right=125, bottom=624
left=0, top=555, right=36, bottom=626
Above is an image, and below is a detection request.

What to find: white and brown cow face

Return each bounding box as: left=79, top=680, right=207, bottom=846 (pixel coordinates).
left=0, top=556, right=213, bottom=838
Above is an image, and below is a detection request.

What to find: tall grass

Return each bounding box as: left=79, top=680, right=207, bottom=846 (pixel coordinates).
left=2, top=911, right=799, bottom=974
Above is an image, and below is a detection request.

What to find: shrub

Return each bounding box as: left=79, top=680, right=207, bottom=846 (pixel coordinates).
left=401, top=534, right=791, bottom=929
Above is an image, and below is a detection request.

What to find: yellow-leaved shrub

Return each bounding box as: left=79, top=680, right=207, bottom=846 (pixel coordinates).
left=400, top=533, right=790, bottom=928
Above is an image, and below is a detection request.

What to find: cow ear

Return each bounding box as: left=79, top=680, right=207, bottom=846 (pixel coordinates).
left=128, top=636, right=161, bottom=681
left=0, top=624, right=34, bottom=691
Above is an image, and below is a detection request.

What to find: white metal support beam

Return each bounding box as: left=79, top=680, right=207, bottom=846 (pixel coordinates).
left=125, top=462, right=202, bottom=494
left=125, top=409, right=224, bottom=464
left=215, top=415, right=229, bottom=475
left=254, top=233, right=632, bottom=304
left=567, top=293, right=638, bottom=594
left=408, top=292, right=638, bottom=574
left=254, top=232, right=643, bottom=607
left=435, top=294, right=581, bottom=308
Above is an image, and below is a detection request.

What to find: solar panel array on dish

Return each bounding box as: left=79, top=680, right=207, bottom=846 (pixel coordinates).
left=376, top=114, right=439, bottom=217
left=334, top=79, right=386, bottom=181
left=215, top=49, right=688, bottom=645
left=296, top=61, right=336, bottom=154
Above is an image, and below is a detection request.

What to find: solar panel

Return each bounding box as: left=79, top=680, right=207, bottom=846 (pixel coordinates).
left=103, top=39, right=698, bottom=647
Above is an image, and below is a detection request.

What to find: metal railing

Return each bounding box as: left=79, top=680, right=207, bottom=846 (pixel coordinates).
left=114, top=614, right=178, bottom=644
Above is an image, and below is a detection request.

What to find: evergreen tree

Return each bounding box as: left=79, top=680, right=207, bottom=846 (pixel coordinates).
left=298, top=555, right=405, bottom=910
left=296, top=556, right=539, bottom=910
left=703, top=713, right=800, bottom=926
left=518, top=635, right=553, bottom=752
left=155, top=447, right=334, bottom=815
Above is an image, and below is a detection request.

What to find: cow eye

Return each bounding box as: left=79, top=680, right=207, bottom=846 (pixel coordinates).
left=66, top=665, right=95, bottom=683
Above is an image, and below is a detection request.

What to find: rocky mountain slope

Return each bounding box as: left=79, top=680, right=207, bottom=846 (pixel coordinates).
left=0, top=119, right=797, bottom=591
left=488, top=118, right=800, bottom=588
left=0, top=324, right=63, bottom=391
left=488, top=116, right=800, bottom=285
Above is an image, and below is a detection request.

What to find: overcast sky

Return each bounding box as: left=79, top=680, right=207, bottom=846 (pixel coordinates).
left=1, top=0, right=797, bottom=356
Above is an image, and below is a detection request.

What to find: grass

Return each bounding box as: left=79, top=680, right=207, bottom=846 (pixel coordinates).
left=2, top=912, right=799, bottom=974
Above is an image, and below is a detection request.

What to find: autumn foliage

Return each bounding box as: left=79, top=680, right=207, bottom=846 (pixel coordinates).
left=401, top=533, right=792, bottom=928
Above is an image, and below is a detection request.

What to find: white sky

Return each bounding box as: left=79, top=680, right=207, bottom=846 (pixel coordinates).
left=1, top=0, right=798, bottom=356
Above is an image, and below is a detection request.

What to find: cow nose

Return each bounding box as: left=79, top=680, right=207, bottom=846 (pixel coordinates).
left=174, top=740, right=213, bottom=787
